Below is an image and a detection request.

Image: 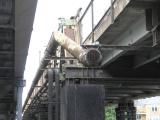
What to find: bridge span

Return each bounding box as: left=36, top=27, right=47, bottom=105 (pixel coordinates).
left=23, top=0, right=160, bottom=120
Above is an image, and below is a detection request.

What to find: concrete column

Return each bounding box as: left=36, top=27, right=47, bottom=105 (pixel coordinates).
left=48, top=69, right=54, bottom=120
left=17, top=80, right=26, bottom=120
left=17, top=87, right=23, bottom=120
left=54, top=69, right=60, bottom=120
left=38, top=104, right=48, bottom=120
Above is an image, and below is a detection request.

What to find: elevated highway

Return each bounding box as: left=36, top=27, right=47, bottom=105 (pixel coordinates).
left=0, top=0, right=37, bottom=119
left=23, top=0, right=160, bottom=120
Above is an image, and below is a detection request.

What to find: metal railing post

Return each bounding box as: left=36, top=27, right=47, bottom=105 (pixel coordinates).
left=111, top=0, right=114, bottom=24
left=91, top=0, right=94, bottom=43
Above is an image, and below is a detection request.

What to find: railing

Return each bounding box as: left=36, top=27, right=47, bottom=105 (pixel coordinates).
left=78, top=0, right=114, bottom=44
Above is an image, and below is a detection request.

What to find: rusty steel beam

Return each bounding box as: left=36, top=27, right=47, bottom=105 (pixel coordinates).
left=82, top=44, right=160, bottom=51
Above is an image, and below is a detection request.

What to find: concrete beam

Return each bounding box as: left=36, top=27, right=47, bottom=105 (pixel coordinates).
left=90, top=77, right=160, bottom=85
left=101, top=16, right=150, bottom=67
left=134, top=50, right=160, bottom=68
left=65, top=67, right=111, bottom=79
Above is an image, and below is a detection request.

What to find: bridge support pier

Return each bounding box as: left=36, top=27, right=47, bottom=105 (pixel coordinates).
left=17, top=80, right=26, bottom=120
left=116, top=101, right=136, bottom=120
left=38, top=104, right=48, bottom=120
left=48, top=69, right=54, bottom=120
left=55, top=69, right=60, bottom=120
left=60, top=84, right=105, bottom=120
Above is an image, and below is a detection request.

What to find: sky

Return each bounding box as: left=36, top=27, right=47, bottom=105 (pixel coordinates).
left=23, top=0, right=111, bottom=104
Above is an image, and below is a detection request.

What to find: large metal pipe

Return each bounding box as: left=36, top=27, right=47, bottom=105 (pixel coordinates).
left=52, top=32, right=102, bottom=66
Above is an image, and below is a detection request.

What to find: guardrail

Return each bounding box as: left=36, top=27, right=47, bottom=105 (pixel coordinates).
left=78, top=0, right=115, bottom=44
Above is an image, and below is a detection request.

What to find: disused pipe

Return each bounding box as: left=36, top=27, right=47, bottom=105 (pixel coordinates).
left=52, top=32, right=102, bottom=66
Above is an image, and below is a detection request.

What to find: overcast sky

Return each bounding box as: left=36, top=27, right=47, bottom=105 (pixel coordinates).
left=23, top=0, right=111, bottom=104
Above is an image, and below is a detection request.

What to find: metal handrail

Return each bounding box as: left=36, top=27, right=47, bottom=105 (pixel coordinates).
left=78, top=0, right=94, bottom=24
left=77, top=0, right=117, bottom=44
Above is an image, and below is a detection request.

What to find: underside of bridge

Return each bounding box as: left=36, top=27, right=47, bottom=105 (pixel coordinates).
left=0, top=0, right=37, bottom=119
left=23, top=0, right=160, bottom=120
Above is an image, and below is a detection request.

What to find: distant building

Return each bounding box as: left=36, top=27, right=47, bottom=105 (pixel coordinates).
left=135, top=96, right=160, bottom=120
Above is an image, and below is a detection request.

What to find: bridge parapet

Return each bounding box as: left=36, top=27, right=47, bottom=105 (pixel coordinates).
left=77, top=0, right=130, bottom=44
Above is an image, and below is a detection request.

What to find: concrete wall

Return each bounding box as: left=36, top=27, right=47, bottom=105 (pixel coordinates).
left=0, top=114, right=6, bottom=120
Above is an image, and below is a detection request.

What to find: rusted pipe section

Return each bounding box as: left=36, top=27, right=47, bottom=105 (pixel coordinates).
left=52, top=32, right=102, bottom=66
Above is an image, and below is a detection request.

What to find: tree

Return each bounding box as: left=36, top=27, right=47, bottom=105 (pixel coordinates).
left=105, top=105, right=116, bottom=120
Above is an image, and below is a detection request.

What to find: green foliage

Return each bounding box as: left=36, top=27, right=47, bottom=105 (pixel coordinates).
left=105, top=105, right=116, bottom=120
